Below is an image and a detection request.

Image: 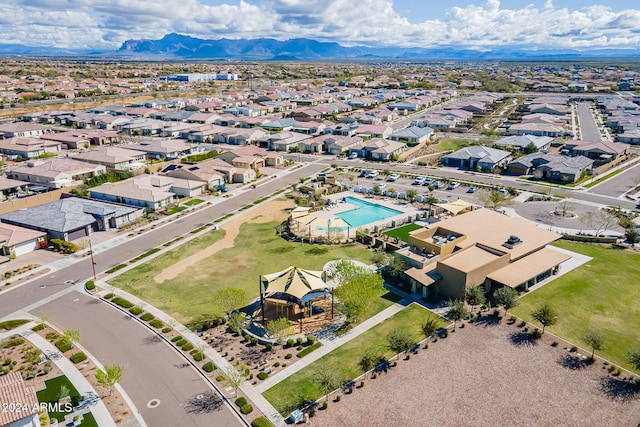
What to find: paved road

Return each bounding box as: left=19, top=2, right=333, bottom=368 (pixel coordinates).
left=577, top=102, right=602, bottom=141
left=0, top=160, right=325, bottom=426
left=588, top=161, right=640, bottom=198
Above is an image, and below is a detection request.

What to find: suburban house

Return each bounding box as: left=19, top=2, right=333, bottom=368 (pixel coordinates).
left=0, top=372, right=41, bottom=427
left=198, top=158, right=255, bottom=183
left=493, top=135, right=554, bottom=153
left=163, top=163, right=224, bottom=190
left=442, top=146, right=512, bottom=171
left=322, top=136, right=363, bottom=155
left=0, top=177, right=30, bottom=201
left=618, top=128, right=640, bottom=144
left=507, top=153, right=593, bottom=183
left=218, top=128, right=269, bottom=145
left=5, top=158, right=106, bottom=188
left=509, top=119, right=568, bottom=137
left=126, top=139, right=197, bottom=160
left=0, top=121, right=50, bottom=138
left=396, top=209, right=570, bottom=300
left=216, top=145, right=283, bottom=169
left=0, top=197, right=143, bottom=241
left=348, top=139, right=406, bottom=161
left=39, top=131, right=90, bottom=149
left=73, top=146, right=147, bottom=170
left=260, top=132, right=312, bottom=151
left=564, top=139, right=629, bottom=162
left=0, top=137, right=61, bottom=159
left=0, top=223, right=46, bottom=258
left=389, top=126, right=434, bottom=144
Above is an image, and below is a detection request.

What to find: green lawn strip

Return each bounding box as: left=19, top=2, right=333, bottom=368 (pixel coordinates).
left=382, top=223, right=422, bottom=243
left=184, top=199, right=204, bottom=206
left=512, top=240, right=640, bottom=372
left=0, top=319, right=29, bottom=330
left=110, top=220, right=374, bottom=322
left=431, top=137, right=496, bottom=152
left=164, top=206, right=187, bottom=215
left=263, top=304, right=446, bottom=415
left=583, top=168, right=625, bottom=189
left=36, top=375, right=98, bottom=427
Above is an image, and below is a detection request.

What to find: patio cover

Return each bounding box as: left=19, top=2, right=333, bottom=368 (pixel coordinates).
left=261, top=266, right=327, bottom=302
left=291, top=206, right=312, bottom=219
left=434, top=199, right=478, bottom=216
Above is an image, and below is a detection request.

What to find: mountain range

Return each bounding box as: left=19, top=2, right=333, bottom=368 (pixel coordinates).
left=2, top=33, right=640, bottom=60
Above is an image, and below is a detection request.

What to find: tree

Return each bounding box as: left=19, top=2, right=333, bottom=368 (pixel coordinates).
left=446, top=299, right=466, bottom=328
left=35, top=311, right=50, bottom=331
left=63, top=329, right=81, bottom=355
left=478, top=189, right=507, bottom=210
left=358, top=351, right=379, bottom=377
left=264, top=317, right=290, bottom=341
left=313, top=366, right=342, bottom=400
left=334, top=270, right=385, bottom=323
left=212, top=288, right=246, bottom=317
left=406, top=189, right=418, bottom=202
left=422, top=317, right=440, bottom=339
left=386, top=255, right=407, bottom=278
left=523, top=142, right=538, bottom=154
left=227, top=311, right=247, bottom=335
left=221, top=366, right=245, bottom=398
left=627, top=348, right=640, bottom=372
left=493, top=287, right=519, bottom=315
left=582, top=329, right=606, bottom=359
left=387, top=329, right=414, bottom=354
left=371, top=251, right=387, bottom=267
left=465, top=285, right=486, bottom=312
left=580, top=209, right=617, bottom=237
left=95, top=364, right=124, bottom=397
left=555, top=195, right=574, bottom=217
left=530, top=303, right=558, bottom=334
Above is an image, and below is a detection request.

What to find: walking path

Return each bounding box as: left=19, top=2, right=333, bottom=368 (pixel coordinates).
left=0, top=323, right=118, bottom=427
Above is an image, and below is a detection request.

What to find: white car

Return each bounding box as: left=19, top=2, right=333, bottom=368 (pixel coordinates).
left=377, top=183, right=387, bottom=189
left=413, top=176, right=426, bottom=185
left=366, top=170, right=379, bottom=178
left=447, top=182, right=460, bottom=190
left=348, top=152, right=358, bottom=159
left=387, top=173, right=400, bottom=182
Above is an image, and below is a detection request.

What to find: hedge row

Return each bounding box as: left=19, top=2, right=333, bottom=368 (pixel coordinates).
left=105, top=264, right=127, bottom=274
left=70, top=352, right=87, bottom=364
left=149, top=319, right=164, bottom=329
left=129, top=307, right=143, bottom=316
left=140, top=313, right=155, bottom=322
left=296, top=342, right=322, bottom=358
left=130, top=248, right=161, bottom=263
left=0, top=319, right=29, bottom=331
left=112, top=297, right=134, bottom=309
left=55, top=339, right=72, bottom=353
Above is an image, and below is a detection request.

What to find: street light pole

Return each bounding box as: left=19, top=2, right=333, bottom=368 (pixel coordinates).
left=88, top=239, right=97, bottom=283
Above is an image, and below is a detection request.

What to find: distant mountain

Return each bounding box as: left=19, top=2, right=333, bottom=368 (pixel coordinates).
left=2, top=33, right=640, bottom=60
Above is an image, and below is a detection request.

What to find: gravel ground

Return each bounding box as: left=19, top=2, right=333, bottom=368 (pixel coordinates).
left=307, top=318, right=640, bottom=427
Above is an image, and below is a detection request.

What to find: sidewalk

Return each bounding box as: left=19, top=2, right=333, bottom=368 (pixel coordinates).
left=255, top=298, right=410, bottom=393
left=12, top=323, right=117, bottom=427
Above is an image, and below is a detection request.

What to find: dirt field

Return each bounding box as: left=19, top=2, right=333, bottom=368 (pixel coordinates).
left=308, top=318, right=640, bottom=427
left=154, top=199, right=294, bottom=283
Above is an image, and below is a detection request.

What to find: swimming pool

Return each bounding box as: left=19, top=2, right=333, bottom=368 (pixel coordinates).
left=335, top=196, right=403, bottom=228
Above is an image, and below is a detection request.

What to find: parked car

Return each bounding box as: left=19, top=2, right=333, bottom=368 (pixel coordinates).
left=423, top=178, right=434, bottom=186
left=377, top=183, right=387, bottom=189
left=447, top=182, right=460, bottom=190
left=467, top=186, right=478, bottom=193
left=348, top=152, right=358, bottom=159
left=433, top=181, right=444, bottom=189
left=359, top=170, right=369, bottom=177
left=498, top=188, right=509, bottom=196
left=366, top=170, right=379, bottom=178
left=387, top=173, right=400, bottom=182
left=413, top=176, right=427, bottom=185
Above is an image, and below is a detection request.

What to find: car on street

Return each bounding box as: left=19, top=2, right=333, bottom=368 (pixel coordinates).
left=388, top=173, right=400, bottom=182
left=447, top=182, right=460, bottom=190
left=413, top=176, right=426, bottom=185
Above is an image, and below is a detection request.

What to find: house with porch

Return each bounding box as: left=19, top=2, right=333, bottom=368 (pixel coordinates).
left=442, top=146, right=512, bottom=171
left=507, top=153, right=593, bottom=183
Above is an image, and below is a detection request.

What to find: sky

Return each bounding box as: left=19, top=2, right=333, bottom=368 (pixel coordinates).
left=2, top=0, right=640, bottom=51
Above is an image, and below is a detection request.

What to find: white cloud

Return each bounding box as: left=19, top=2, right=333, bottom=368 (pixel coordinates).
left=0, top=0, right=639, bottom=50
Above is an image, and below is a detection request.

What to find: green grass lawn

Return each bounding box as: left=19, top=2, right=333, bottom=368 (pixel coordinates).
left=382, top=223, right=422, bottom=243
left=583, top=168, right=624, bottom=189
left=184, top=199, right=205, bottom=206
left=511, top=240, right=640, bottom=372
left=263, top=303, right=446, bottom=415
left=36, top=375, right=98, bottom=427
left=110, top=220, right=375, bottom=322
left=164, top=205, right=187, bottom=215
left=432, top=137, right=497, bottom=152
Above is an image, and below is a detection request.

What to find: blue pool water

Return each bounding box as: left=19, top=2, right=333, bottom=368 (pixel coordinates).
left=335, top=196, right=403, bottom=228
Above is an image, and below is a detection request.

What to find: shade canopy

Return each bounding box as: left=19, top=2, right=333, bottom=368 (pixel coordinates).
left=434, top=199, right=478, bottom=216
left=291, top=206, right=312, bottom=219
left=261, top=266, right=327, bottom=302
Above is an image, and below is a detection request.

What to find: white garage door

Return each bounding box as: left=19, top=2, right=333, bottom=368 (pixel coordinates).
left=13, top=240, right=39, bottom=257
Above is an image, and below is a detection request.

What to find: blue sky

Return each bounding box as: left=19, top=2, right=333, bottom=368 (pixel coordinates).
left=1, top=0, right=640, bottom=50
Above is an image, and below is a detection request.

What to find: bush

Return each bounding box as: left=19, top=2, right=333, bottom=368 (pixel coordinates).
left=257, top=372, right=269, bottom=380
left=103, top=293, right=114, bottom=300
left=234, top=397, right=247, bottom=407
left=149, top=319, right=164, bottom=329
left=307, top=335, right=316, bottom=345
left=296, top=337, right=304, bottom=346
left=321, top=402, right=328, bottom=410
left=70, top=352, right=87, bottom=364
left=531, top=329, right=542, bottom=339
left=215, top=375, right=225, bottom=382
left=181, top=343, right=194, bottom=352
left=140, top=313, right=155, bottom=321
left=85, top=280, right=95, bottom=291
left=171, top=336, right=183, bottom=343
left=202, top=362, right=215, bottom=372
left=175, top=339, right=187, bottom=347
left=162, top=327, right=172, bottom=334
left=240, top=404, right=253, bottom=415
left=251, top=417, right=274, bottom=427
left=55, top=339, right=72, bottom=353
left=297, top=342, right=322, bottom=358
left=129, top=307, right=143, bottom=316
left=193, top=352, right=205, bottom=362
left=569, top=346, right=578, bottom=353
left=265, top=343, right=273, bottom=351
left=112, top=297, right=134, bottom=309
left=0, top=319, right=29, bottom=330
left=334, top=394, right=341, bottom=402
left=48, top=238, right=78, bottom=254
left=105, top=264, right=127, bottom=274
left=551, top=341, right=559, bottom=347
left=251, top=338, right=258, bottom=346
left=273, top=362, right=280, bottom=368
left=309, top=408, right=316, bottom=418
left=284, top=353, right=292, bottom=360
left=31, top=324, right=45, bottom=332
left=2, top=338, right=25, bottom=348
left=244, top=334, right=251, bottom=342
left=286, top=339, right=294, bottom=348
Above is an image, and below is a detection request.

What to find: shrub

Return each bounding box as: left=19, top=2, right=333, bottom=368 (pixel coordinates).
left=459, top=323, right=465, bottom=329
left=551, top=341, right=559, bottom=347
left=251, top=417, right=274, bottom=427
left=2, top=338, right=25, bottom=348
left=85, top=280, right=95, bottom=291
left=112, top=297, right=134, bottom=309
left=171, top=336, right=183, bottom=343
left=296, top=337, right=304, bottom=346
left=569, top=346, right=578, bottom=353
left=162, top=327, right=172, bottom=334
left=257, top=372, right=269, bottom=380
left=103, top=293, right=114, bottom=300
left=273, top=362, right=280, bottom=367
left=309, top=408, right=316, bottom=418
left=284, top=353, right=292, bottom=359
left=265, top=344, right=273, bottom=351
left=105, top=264, right=127, bottom=274
left=193, top=352, right=205, bottom=362
left=215, top=375, right=225, bottom=382
left=149, top=319, right=164, bottom=329
left=175, top=339, right=187, bottom=347
left=244, top=334, right=251, bottom=342
left=129, top=307, right=143, bottom=316
left=286, top=339, right=294, bottom=348
left=0, top=319, right=29, bottom=330
left=234, top=397, right=247, bottom=407
left=240, top=404, right=253, bottom=415
left=70, top=352, right=87, bottom=364
left=181, top=343, right=194, bottom=352
left=251, top=338, right=258, bottom=346
left=334, top=395, right=341, bottom=402
left=297, top=345, right=303, bottom=351
left=140, top=313, right=155, bottom=322
left=531, top=329, right=542, bottom=339
left=297, top=342, right=322, bottom=358
left=31, top=324, right=45, bottom=332
left=55, top=339, right=72, bottom=353
left=48, top=238, right=77, bottom=254
left=321, top=402, right=328, bottom=410
left=45, top=332, right=59, bottom=341
left=306, top=335, right=316, bottom=345
left=202, top=362, right=215, bottom=372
